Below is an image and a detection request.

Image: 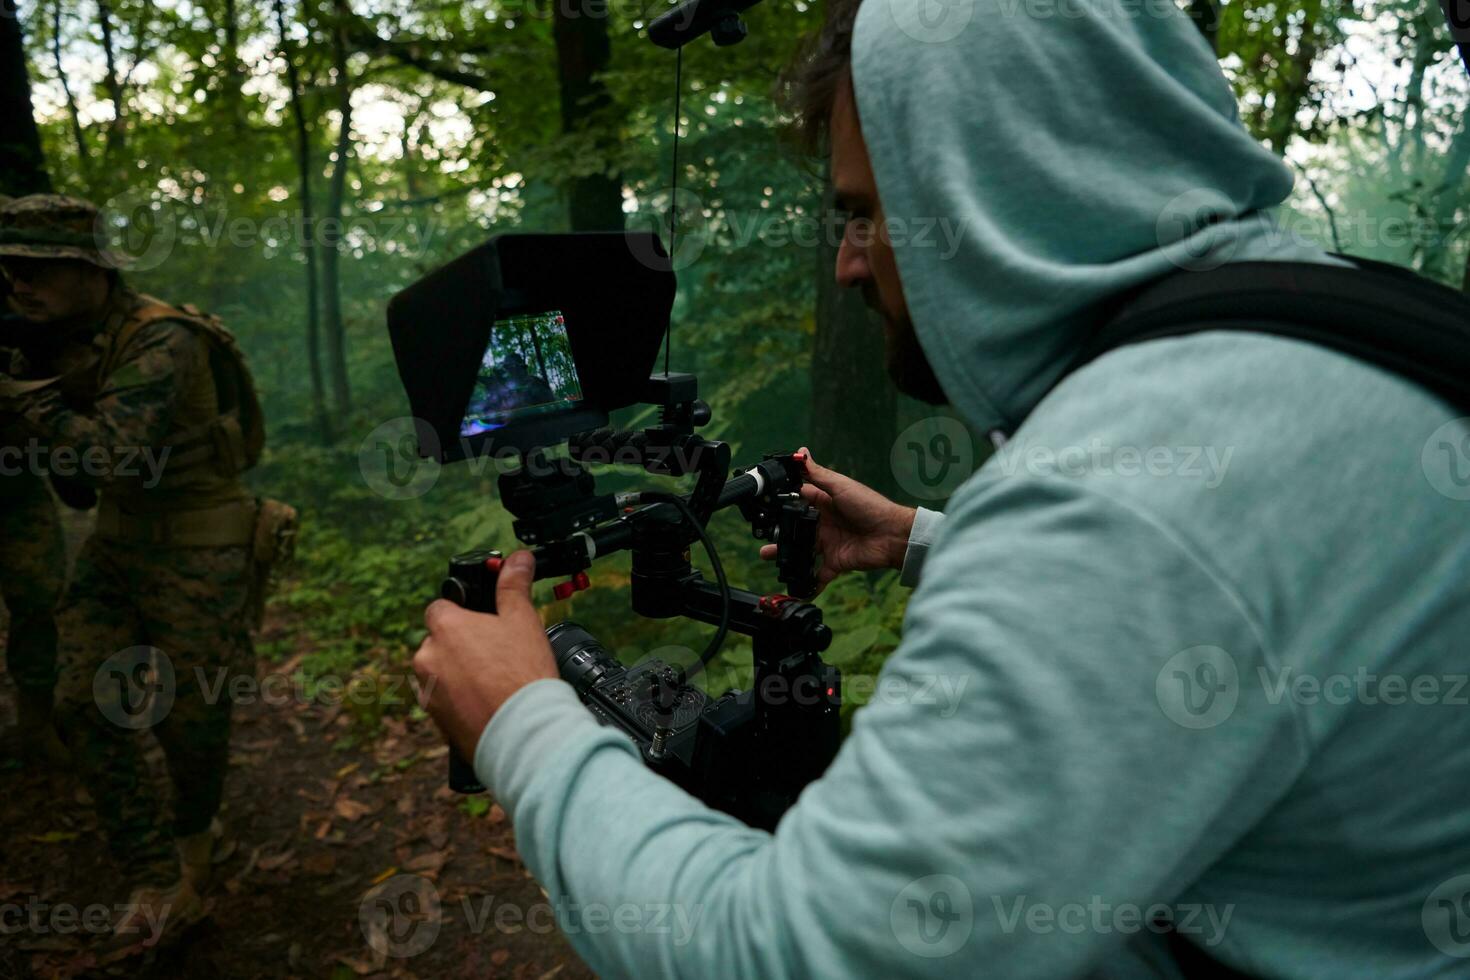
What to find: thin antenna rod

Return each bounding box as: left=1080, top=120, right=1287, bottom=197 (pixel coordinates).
left=664, top=46, right=683, bottom=377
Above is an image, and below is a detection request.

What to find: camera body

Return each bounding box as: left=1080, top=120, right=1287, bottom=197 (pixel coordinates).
left=552, top=622, right=841, bottom=829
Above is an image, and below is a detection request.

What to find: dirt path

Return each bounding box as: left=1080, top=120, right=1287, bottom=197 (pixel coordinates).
left=0, top=608, right=595, bottom=980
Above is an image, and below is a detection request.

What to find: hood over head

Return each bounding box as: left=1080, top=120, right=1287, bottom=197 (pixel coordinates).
left=850, top=0, right=1330, bottom=434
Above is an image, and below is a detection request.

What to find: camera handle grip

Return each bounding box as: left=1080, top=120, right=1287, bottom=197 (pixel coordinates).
left=439, top=550, right=506, bottom=794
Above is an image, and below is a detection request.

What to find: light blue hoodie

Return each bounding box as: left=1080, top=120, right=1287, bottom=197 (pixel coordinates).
left=473, top=0, right=1470, bottom=976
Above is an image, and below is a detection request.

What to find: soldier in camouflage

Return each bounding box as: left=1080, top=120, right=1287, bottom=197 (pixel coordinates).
left=0, top=194, right=260, bottom=953
left=0, top=192, right=70, bottom=770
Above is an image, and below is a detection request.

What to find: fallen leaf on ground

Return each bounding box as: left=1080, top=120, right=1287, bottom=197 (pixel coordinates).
left=424, top=815, right=449, bottom=849
left=303, top=852, right=338, bottom=875
left=332, top=953, right=379, bottom=976
left=404, top=850, right=449, bottom=875
left=258, top=849, right=297, bottom=871
left=334, top=798, right=372, bottom=822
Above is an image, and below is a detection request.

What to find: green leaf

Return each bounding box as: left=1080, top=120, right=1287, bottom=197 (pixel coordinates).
left=823, top=623, right=881, bottom=666
left=460, top=795, right=491, bottom=818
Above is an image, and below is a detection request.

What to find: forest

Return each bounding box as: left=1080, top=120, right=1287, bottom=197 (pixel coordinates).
left=0, top=0, right=1467, bottom=975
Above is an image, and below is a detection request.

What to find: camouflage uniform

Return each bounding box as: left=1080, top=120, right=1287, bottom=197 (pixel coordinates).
left=0, top=196, right=258, bottom=886
left=0, top=190, right=67, bottom=750
left=0, top=426, right=66, bottom=700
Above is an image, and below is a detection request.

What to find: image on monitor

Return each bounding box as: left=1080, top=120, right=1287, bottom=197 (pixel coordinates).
left=460, top=310, right=585, bottom=437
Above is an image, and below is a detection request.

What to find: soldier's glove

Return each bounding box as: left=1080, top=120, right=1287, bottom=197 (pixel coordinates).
left=55, top=362, right=101, bottom=407
left=0, top=371, right=39, bottom=415
left=51, top=473, right=98, bottom=511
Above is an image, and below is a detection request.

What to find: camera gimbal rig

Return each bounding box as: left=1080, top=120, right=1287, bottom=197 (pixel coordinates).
left=439, top=373, right=841, bottom=829
left=385, top=0, right=847, bottom=829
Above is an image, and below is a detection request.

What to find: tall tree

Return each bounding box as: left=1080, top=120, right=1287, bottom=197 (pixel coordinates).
left=553, top=0, right=624, bottom=230
left=321, top=1, right=355, bottom=416
left=0, top=0, right=51, bottom=194
left=50, top=0, right=89, bottom=187
left=274, top=0, right=331, bottom=441
left=220, top=0, right=247, bottom=118
left=96, top=0, right=127, bottom=167
left=809, top=181, right=898, bottom=499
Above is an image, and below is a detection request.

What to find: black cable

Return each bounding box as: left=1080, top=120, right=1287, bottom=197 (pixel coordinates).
left=664, top=45, right=683, bottom=378
left=641, top=490, right=730, bottom=678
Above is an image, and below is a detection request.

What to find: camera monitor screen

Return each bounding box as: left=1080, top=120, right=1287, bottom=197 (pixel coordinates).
left=461, top=310, right=584, bottom=437
left=386, top=231, right=676, bottom=461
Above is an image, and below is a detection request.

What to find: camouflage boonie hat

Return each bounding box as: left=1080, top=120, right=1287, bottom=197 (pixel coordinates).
left=0, top=194, right=121, bottom=269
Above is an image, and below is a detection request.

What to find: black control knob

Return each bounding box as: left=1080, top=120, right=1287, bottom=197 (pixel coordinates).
left=440, top=577, right=469, bottom=606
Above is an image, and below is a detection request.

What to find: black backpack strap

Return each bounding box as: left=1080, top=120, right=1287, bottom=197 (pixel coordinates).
left=1161, top=924, right=1255, bottom=979
left=1073, top=260, right=1470, bottom=412
left=1080, top=259, right=1470, bottom=980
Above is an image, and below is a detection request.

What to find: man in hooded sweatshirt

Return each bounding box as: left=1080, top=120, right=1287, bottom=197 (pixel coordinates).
left=410, top=0, right=1470, bottom=975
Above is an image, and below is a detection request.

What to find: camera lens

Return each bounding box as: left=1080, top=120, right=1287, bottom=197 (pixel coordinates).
left=547, top=621, right=616, bottom=693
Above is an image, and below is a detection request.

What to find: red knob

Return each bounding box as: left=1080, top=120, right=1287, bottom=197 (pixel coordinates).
left=553, top=572, right=591, bottom=601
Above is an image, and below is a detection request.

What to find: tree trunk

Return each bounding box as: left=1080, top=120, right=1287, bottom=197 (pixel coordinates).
left=809, top=181, right=899, bottom=499
left=400, top=103, right=423, bottom=199
left=1399, top=8, right=1439, bottom=175
left=0, top=0, right=51, bottom=195
left=321, top=5, right=354, bottom=416
left=553, top=0, right=623, bottom=231
left=221, top=0, right=246, bottom=116
left=274, top=0, right=332, bottom=442
left=51, top=0, right=89, bottom=184
left=97, top=0, right=126, bottom=168
left=1425, top=112, right=1470, bottom=284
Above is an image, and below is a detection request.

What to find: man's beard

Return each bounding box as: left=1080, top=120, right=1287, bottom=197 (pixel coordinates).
left=865, top=282, right=946, bottom=404
left=886, top=320, right=947, bottom=405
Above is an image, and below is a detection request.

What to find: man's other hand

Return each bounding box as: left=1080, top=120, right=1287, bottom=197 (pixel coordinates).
left=760, top=448, right=917, bottom=594
left=412, top=550, right=559, bottom=761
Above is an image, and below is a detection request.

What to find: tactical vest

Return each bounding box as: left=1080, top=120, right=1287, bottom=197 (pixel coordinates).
left=91, top=294, right=265, bottom=546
